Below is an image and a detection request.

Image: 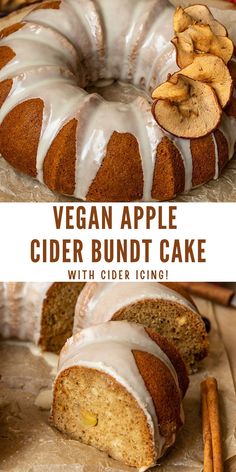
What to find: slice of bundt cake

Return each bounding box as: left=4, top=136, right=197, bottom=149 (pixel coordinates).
left=38, top=282, right=86, bottom=352
left=52, top=321, right=189, bottom=471
left=74, top=282, right=209, bottom=372
left=0, top=282, right=85, bottom=352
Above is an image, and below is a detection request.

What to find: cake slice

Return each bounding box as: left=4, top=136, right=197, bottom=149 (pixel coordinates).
left=74, top=282, right=209, bottom=372
left=0, top=282, right=85, bottom=352
left=52, top=321, right=189, bottom=470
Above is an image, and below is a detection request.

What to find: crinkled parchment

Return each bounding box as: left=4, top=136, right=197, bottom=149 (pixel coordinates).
left=0, top=158, right=76, bottom=202
left=0, top=303, right=235, bottom=472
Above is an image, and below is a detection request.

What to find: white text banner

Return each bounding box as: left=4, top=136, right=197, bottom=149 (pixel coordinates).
left=0, top=202, right=234, bottom=282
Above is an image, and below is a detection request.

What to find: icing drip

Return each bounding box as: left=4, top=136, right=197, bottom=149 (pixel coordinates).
left=74, top=94, right=163, bottom=200
left=35, top=82, right=88, bottom=182
left=0, top=23, right=78, bottom=79
left=219, top=112, right=236, bottom=160
left=134, top=98, right=164, bottom=201
left=58, top=321, right=183, bottom=461
left=172, top=138, right=192, bottom=192
left=75, top=98, right=139, bottom=198
left=138, top=13, right=175, bottom=93
left=25, top=0, right=94, bottom=68
left=73, top=281, right=199, bottom=332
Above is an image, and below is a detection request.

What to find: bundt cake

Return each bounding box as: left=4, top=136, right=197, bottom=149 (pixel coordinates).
left=74, top=282, right=209, bottom=372
left=0, top=282, right=85, bottom=352
left=0, top=1, right=235, bottom=201
left=52, top=321, right=189, bottom=470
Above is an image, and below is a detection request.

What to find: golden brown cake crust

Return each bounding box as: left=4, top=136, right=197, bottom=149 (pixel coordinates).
left=214, top=129, right=229, bottom=173
left=0, top=98, right=43, bottom=177
left=111, top=297, right=208, bottom=372
left=43, top=119, right=77, bottom=195
left=86, top=131, right=144, bottom=201
left=33, top=1, right=61, bottom=10
left=0, top=79, right=12, bottom=107
left=0, top=22, right=24, bottom=39
left=0, top=46, right=15, bottom=70
left=39, top=282, right=85, bottom=353
left=151, top=136, right=185, bottom=201
left=145, top=328, right=189, bottom=396
left=191, top=134, right=216, bottom=187
left=133, top=349, right=183, bottom=444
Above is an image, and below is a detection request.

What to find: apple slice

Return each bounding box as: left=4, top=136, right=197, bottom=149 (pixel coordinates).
left=152, top=75, right=222, bottom=139
left=174, top=5, right=227, bottom=37
left=173, top=55, right=233, bottom=108
left=174, top=7, right=193, bottom=34
left=172, top=24, right=234, bottom=68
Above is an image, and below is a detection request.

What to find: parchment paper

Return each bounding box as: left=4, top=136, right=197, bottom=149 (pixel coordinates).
left=0, top=300, right=236, bottom=472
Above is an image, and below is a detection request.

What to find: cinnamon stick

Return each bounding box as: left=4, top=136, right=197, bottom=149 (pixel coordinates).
left=179, top=282, right=235, bottom=307
left=201, top=378, right=223, bottom=472
left=201, top=381, right=213, bottom=472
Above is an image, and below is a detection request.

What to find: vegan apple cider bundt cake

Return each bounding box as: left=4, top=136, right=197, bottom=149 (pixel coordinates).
left=0, top=2, right=235, bottom=201
left=52, top=321, right=189, bottom=471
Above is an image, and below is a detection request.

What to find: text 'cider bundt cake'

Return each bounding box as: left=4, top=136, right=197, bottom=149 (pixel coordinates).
left=74, top=281, right=209, bottom=372
left=0, top=1, right=235, bottom=201
left=52, top=321, right=189, bottom=471
left=0, top=282, right=85, bottom=352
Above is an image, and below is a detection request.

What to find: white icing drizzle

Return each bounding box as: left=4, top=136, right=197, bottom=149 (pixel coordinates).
left=0, top=23, right=79, bottom=79
left=0, top=0, right=235, bottom=200
left=35, top=81, right=88, bottom=182
left=147, top=43, right=177, bottom=93
left=94, top=0, right=139, bottom=80
left=75, top=98, right=140, bottom=199
left=0, top=67, right=76, bottom=118
left=219, top=112, right=236, bottom=160
left=64, top=0, right=105, bottom=81
left=172, top=138, right=193, bottom=192
left=25, top=0, right=92, bottom=62
left=73, top=281, right=199, bottom=333
left=135, top=98, right=164, bottom=200
left=0, top=282, right=52, bottom=343
left=57, top=321, right=183, bottom=463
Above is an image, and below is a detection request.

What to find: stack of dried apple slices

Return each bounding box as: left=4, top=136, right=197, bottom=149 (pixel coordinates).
left=152, top=5, right=235, bottom=138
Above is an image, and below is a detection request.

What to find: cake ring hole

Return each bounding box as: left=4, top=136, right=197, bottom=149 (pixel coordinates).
left=85, top=79, right=151, bottom=104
